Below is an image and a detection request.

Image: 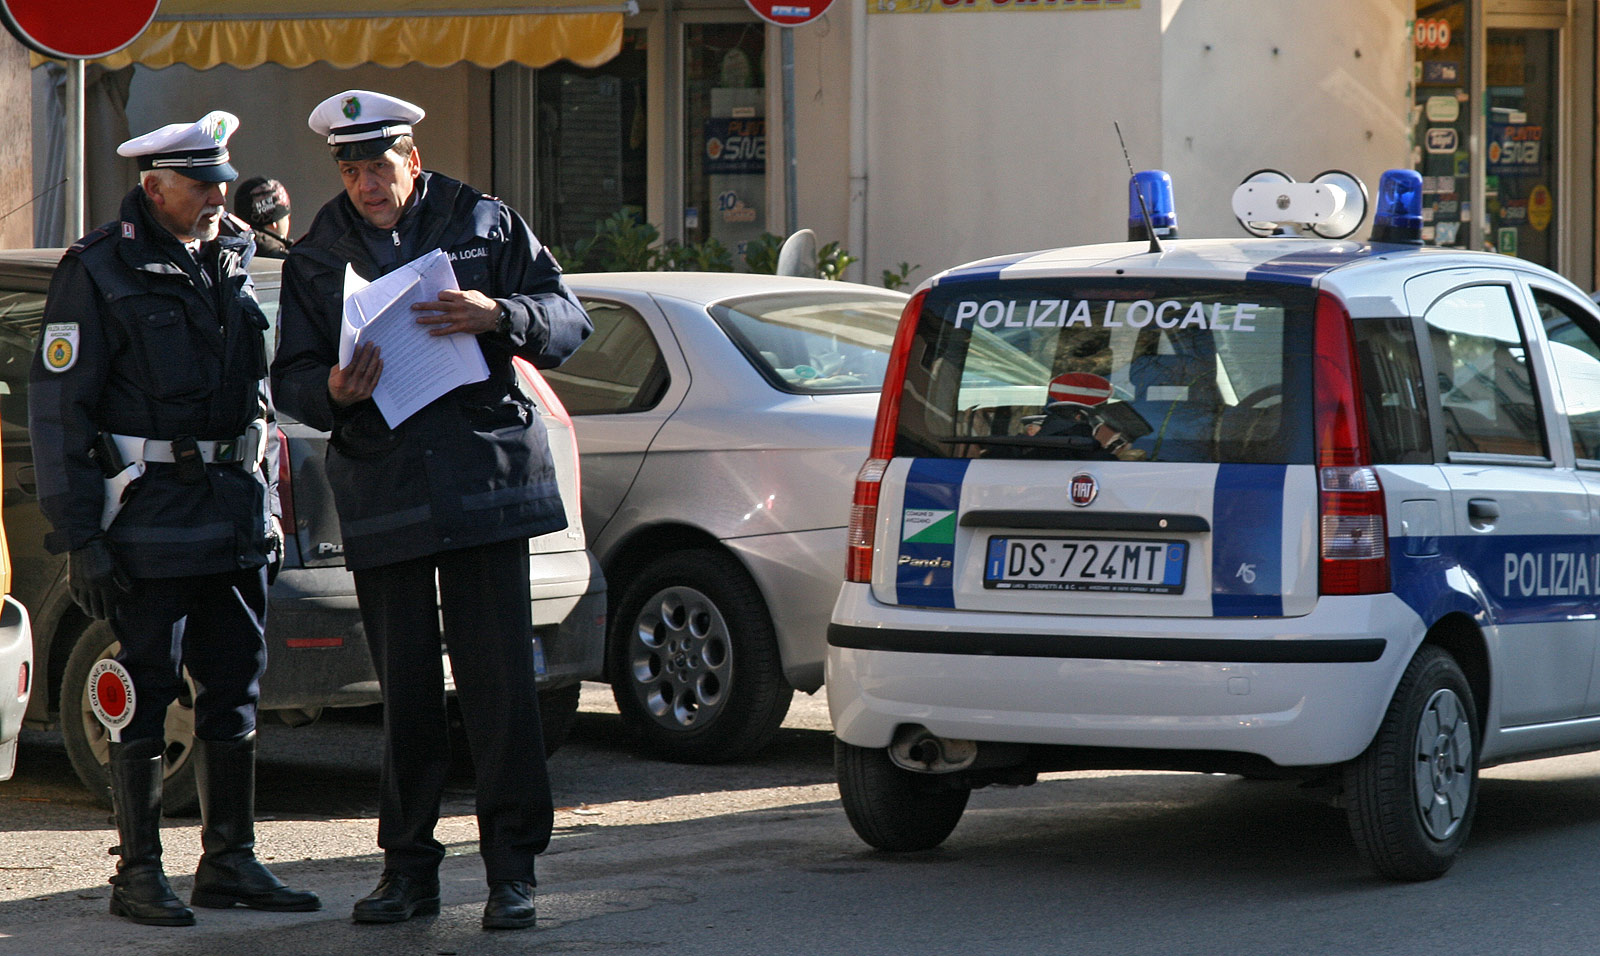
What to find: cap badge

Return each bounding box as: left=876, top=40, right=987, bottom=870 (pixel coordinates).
left=342, top=95, right=361, bottom=120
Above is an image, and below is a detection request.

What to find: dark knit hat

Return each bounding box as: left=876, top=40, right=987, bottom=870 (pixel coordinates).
left=234, top=177, right=291, bottom=228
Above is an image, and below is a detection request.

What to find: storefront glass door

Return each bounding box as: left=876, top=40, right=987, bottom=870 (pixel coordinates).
left=1485, top=28, right=1559, bottom=267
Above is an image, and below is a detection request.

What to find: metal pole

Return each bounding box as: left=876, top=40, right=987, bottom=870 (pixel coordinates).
left=781, top=27, right=797, bottom=236
left=62, top=58, right=85, bottom=245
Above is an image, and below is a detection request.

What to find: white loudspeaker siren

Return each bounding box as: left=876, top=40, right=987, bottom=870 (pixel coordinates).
left=1231, top=180, right=1341, bottom=227
left=1308, top=169, right=1369, bottom=239
left=1236, top=169, right=1295, bottom=235
left=1240, top=168, right=1294, bottom=186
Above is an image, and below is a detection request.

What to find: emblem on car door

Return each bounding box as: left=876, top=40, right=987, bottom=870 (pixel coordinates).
left=1069, top=472, right=1098, bottom=507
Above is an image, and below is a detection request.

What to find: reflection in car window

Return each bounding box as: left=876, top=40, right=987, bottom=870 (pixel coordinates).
left=0, top=290, right=44, bottom=461
left=893, top=279, right=1315, bottom=464
left=1535, top=289, right=1600, bottom=460
left=1424, top=285, right=1545, bottom=458
left=1352, top=318, right=1432, bottom=464
left=707, top=291, right=905, bottom=394
left=542, top=300, right=668, bottom=415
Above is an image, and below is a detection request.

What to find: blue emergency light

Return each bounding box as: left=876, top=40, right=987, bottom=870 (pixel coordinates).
left=1370, top=169, right=1424, bottom=244
left=1127, top=170, right=1178, bottom=242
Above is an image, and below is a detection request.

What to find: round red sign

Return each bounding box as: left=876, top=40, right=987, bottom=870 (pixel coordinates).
left=0, top=0, right=160, bottom=60
left=744, top=0, right=836, bottom=27
left=95, top=670, right=128, bottom=718
left=1048, top=372, right=1113, bottom=407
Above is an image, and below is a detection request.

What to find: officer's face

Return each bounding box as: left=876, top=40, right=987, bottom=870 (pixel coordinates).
left=146, top=172, right=228, bottom=242
left=338, top=147, right=422, bottom=231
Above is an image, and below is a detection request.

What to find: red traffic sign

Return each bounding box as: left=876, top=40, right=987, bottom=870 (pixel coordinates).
left=1048, top=372, right=1114, bottom=406
left=744, top=0, right=836, bottom=26
left=0, top=0, right=160, bottom=60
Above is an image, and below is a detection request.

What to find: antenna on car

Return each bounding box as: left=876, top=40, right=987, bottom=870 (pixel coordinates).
left=1115, top=123, right=1165, bottom=255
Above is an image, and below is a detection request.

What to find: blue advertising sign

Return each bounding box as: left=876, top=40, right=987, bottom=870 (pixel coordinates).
left=705, top=117, right=767, bottom=174
left=1487, top=123, right=1544, bottom=176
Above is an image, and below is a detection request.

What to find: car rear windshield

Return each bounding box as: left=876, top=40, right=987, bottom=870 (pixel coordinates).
left=707, top=290, right=907, bottom=394
left=894, top=278, right=1317, bottom=464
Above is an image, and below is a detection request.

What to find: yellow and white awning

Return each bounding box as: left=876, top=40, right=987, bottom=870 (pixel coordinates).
left=73, top=0, right=628, bottom=70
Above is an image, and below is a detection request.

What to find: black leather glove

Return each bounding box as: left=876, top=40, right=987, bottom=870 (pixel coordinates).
left=69, top=539, right=130, bottom=621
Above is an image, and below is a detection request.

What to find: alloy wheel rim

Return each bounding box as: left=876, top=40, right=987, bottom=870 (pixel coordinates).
left=627, top=585, right=732, bottom=732
left=1413, top=686, right=1472, bottom=841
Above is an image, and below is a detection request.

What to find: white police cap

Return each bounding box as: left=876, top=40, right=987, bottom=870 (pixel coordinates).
left=308, top=90, right=425, bottom=161
left=117, top=110, right=240, bottom=183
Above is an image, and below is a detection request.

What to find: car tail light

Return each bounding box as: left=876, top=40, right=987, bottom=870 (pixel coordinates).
left=1314, top=291, right=1388, bottom=595
left=276, top=426, right=296, bottom=533
left=516, top=358, right=581, bottom=499
left=845, top=290, right=927, bottom=584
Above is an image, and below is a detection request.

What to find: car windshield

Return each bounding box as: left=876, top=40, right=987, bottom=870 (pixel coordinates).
left=708, top=290, right=907, bottom=394
left=893, top=277, right=1317, bottom=463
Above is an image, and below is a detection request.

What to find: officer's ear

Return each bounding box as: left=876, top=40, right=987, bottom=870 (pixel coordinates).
left=142, top=171, right=167, bottom=208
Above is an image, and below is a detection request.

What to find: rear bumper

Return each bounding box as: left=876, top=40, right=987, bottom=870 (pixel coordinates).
left=826, top=583, right=1423, bottom=767
left=530, top=549, right=607, bottom=686
left=0, top=596, right=32, bottom=781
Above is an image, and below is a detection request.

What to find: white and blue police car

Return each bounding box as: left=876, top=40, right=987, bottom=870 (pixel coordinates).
left=827, top=168, right=1600, bottom=880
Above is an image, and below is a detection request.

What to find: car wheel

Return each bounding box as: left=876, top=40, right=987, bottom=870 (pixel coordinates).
left=537, top=681, right=581, bottom=757
left=835, top=738, right=969, bottom=851
left=1345, top=644, right=1478, bottom=881
left=60, top=621, right=200, bottom=816
left=609, top=549, right=792, bottom=763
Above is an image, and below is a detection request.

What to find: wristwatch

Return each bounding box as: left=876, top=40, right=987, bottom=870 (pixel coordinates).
left=495, top=303, right=513, bottom=335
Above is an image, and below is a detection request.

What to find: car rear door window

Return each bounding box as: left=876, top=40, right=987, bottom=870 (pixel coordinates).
left=543, top=299, right=668, bottom=415
left=1423, top=285, right=1546, bottom=458
left=895, top=279, right=1316, bottom=464
left=1534, top=289, right=1600, bottom=462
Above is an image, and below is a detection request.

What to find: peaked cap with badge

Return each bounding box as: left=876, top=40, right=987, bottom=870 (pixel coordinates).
left=117, top=110, right=240, bottom=183
left=307, top=90, right=425, bottom=161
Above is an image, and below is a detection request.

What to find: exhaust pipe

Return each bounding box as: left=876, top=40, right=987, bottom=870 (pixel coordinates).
left=889, top=726, right=978, bottom=773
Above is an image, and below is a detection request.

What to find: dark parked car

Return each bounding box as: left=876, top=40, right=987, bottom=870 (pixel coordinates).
left=0, top=250, right=605, bottom=811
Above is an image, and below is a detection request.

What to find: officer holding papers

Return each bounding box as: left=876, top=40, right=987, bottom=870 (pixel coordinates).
left=270, top=90, right=590, bottom=931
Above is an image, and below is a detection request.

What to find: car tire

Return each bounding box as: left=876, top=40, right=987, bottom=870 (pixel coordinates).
left=609, top=549, right=792, bottom=763
left=1345, top=644, right=1478, bottom=881
left=60, top=621, right=200, bottom=816
left=538, top=681, right=581, bottom=756
left=835, top=738, right=969, bottom=851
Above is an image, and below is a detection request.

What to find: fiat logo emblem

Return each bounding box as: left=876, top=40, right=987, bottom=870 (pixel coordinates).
left=1069, top=472, right=1098, bottom=507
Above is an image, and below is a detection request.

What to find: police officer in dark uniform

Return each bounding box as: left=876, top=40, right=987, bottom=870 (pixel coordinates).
left=28, top=112, right=319, bottom=926
left=271, top=91, right=590, bottom=931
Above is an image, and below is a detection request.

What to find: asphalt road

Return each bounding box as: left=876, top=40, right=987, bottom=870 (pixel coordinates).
left=5, top=685, right=1600, bottom=955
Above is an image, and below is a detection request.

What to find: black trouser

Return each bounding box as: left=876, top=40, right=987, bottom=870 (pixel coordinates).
left=353, top=538, right=551, bottom=883
left=112, top=567, right=268, bottom=743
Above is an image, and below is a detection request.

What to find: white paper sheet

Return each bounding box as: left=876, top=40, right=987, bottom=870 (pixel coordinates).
left=339, top=248, right=490, bottom=427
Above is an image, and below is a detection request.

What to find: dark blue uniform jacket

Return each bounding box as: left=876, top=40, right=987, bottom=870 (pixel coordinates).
left=270, top=172, right=591, bottom=572
left=29, top=187, right=276, bottom=578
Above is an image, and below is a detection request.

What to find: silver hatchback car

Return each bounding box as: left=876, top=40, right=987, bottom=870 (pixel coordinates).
left=548, top=272, right=907, bottom=762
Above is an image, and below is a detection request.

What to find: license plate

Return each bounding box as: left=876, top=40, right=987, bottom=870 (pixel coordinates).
left=984, top=536, right=1188, bottom=593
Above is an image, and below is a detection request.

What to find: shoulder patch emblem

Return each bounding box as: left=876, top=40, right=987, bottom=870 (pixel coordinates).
left=42, top=322, right=79, bottom=373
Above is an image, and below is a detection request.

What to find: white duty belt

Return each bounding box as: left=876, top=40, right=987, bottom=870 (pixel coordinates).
left=109, top=419, right=268, bottom=471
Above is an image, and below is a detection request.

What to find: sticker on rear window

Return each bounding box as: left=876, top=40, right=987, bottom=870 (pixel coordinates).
left=949, top=298, right=1262, bottom=332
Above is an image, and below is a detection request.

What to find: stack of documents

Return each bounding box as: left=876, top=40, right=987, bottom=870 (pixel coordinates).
left=340, top=248, right=490, bottom=427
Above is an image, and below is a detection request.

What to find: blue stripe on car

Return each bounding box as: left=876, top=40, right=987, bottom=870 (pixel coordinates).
left=1244, top=248, right=1377, bottom=286
left=1212, top=464, right=1286, bottom=617
left=896, top=458, right=971, bottom=608
left=934, top=253, right=1037, bottom=286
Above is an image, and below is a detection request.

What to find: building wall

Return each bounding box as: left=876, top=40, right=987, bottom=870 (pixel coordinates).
left=1160, top=0, right=1412, bottom=240
left=858, top=4, right=1165, bottom=285
left=0, top=38, right=32, bottom=250
left=124, top=62, right=480, bottom=240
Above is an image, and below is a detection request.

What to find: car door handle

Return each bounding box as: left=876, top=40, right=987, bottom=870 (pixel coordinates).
left=1468, top=498, right=1500, bottom=522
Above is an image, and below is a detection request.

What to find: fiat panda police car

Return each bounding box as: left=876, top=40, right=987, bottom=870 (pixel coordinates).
left=828, top=168, right=1600, bottom=880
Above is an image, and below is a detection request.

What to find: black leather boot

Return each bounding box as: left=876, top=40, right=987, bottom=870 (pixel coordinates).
left=108, top=739, right=195, bottom=927
left=189, top=735, right=320, bottom=911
